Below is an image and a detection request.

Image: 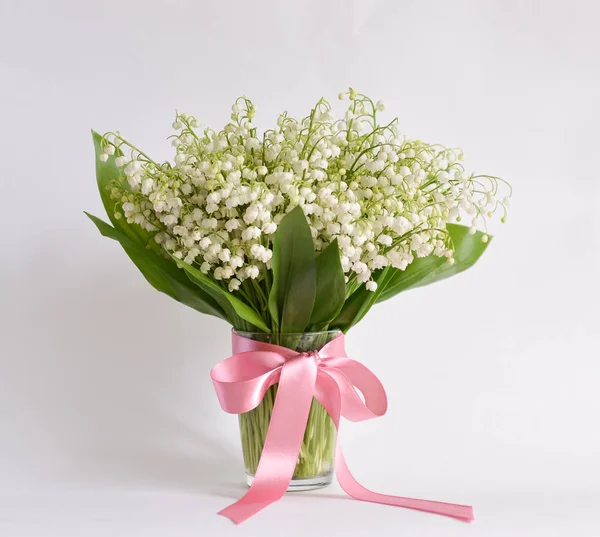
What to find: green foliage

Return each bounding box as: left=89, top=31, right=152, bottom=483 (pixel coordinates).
left=376, top=224, right=491, bottom=303
left=330, top=268, right=396, bottom=332
left=173, top=258, right=271, bottom=333
left=331, top=224, right=491, bottom=332
left=86, top=213, right=226, bottom=319
left=91, top=130, right=160, bottom=253
left=309, top=239, right=346, bottom=329
left=89, top=132, right=495, bottom=335
left=268, top=206, right=317, bottom=333
left=89, top=131, right=256, bottom=328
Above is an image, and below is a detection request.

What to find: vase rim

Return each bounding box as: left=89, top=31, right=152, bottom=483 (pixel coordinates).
left=233, top=328, right=342, bottom=337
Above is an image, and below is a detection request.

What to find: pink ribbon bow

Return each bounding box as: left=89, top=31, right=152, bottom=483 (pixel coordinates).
left=210, top=332, right=474, bottom=524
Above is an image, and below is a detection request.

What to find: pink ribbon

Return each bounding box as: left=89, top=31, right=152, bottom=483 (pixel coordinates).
left=210, top=332, right=474, bottom=524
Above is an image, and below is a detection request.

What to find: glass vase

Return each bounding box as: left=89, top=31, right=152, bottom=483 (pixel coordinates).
left=236, top=330, right=339, bottom=491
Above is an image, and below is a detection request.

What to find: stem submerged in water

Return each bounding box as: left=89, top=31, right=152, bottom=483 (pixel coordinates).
left=238, top=331, right=338, bottom=480
left=239, top=386, right=336, bottom=478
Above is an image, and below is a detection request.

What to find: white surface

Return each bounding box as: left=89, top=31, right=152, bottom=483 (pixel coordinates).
left=1, top=0, right=600, bottom=535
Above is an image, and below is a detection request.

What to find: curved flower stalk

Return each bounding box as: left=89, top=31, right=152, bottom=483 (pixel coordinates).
left=87, top=89, right=511, bottom=334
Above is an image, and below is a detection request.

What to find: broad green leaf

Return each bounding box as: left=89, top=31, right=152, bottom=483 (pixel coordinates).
left=90, top=132, right=269, bottom=331
left=91, top=130, right=158, bottom=252
left=330, top=268, right=396, bottom=333
left=85, top=213, right=227, bottom=320
left=309, top=239, right=345, bottom=328
left=268, top=206, right=317, bottom=333
left=173, top=257, right=271, bottom=333
left=376, top=224, right=491, bottom=303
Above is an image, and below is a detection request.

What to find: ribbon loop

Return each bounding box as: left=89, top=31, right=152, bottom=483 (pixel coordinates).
left=210, top=332, right=474, bottom=524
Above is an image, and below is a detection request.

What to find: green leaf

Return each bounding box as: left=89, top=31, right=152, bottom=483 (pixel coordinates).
left=268, top=206, right=317, bottom=333
left=173, top=257, right=271, bottom=333
left=91, top=130, right=158, bottom=251
left=309, top=239, right=346, bottom=328
left=89, top=132, right=269, bottom=332
left=376, top=224, right=491, bottom=303
left=85, top=213, right=227, bottom=320
left=330, top=267, right=397, bottom=333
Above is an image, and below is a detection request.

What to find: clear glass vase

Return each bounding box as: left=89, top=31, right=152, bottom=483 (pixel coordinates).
left=236, top=330, right=339, bottom=491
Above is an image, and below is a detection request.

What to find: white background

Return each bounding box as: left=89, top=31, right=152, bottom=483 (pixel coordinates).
left=1, top=1, right=599, bottom=535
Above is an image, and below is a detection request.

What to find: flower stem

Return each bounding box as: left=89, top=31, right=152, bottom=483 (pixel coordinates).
left=238, top=332, right=337, bottom=480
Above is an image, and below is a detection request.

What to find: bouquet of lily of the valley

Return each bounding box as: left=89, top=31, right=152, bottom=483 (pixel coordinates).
left=87, top=89, right=510, bottom=521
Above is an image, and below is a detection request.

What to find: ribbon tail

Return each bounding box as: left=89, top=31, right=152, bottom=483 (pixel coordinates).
left=335, top=444, right=474, bottom=522
left=218, top=355, right=318, bottom=524
left=316, top=370, right=474, bottom=523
